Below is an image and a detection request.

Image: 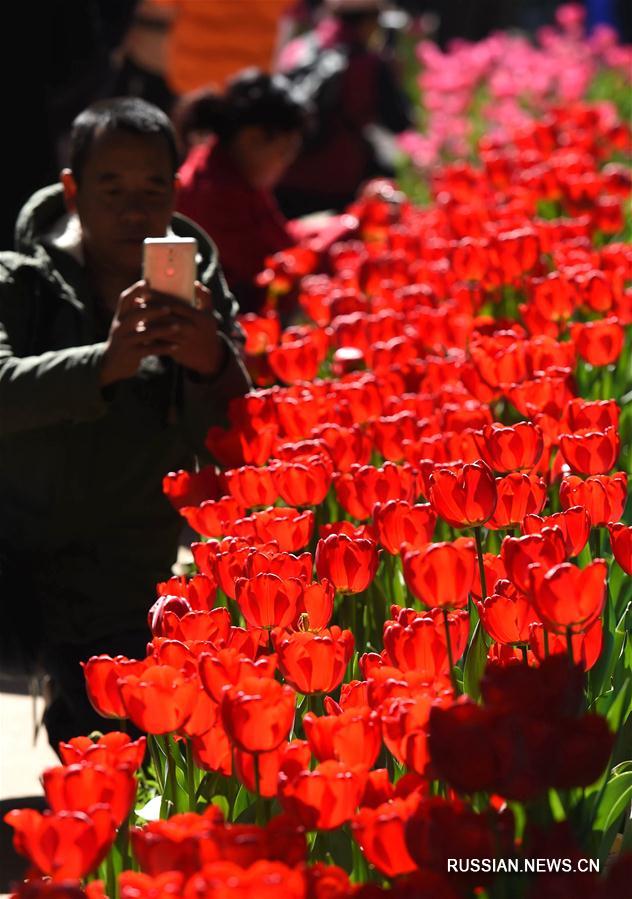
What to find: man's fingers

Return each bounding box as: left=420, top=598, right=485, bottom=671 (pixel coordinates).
left=194, top=281, right=212, bottom=312
left=132, top=319, right=188, bottom=345
left=145, top=286, right=213, bottom=318
left=118, top=280, right=148, bottom=316
left=136, top=339, right=181, bottom=357
left=118, top=304, right=174, bottom=333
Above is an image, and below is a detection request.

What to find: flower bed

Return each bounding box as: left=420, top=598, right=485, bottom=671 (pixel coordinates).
left=5, top=9, right=632, bottom=899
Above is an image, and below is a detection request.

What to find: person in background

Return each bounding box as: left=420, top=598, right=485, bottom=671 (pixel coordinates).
left=275, top=0, right=411, bottom=218
left=175, top=70, right=310, bottom=313
left=111, top=0, right=176, bottom=112
left=153, top=0, right=293, bottom=95
left=0, top=98, right=250, bottom=747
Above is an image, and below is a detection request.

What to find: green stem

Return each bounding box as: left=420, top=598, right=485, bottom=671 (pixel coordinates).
left=521, top=644, right=529, bottom=666
left=474, top=526, right=488, bottom=599
left=442, top=608, right=459, bottom=694
left=162, top=734, right=181, bottom=815
left=590, top=528, right=600, bottom=561
left=254, top=752, right=266, bottom=826
left=543, top=628, right=550, bottom=658
left=147, top=734, right=164, bottom=793
left=106, top=847, right=117, bottom=899
left=186, top=739, right=196, bottom=811
left=566, top=627, right=575, bottom=665
left=601, top=365, right=613, bottom=400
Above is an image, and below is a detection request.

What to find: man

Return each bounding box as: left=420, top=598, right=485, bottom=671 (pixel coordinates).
left=0, top=98, right=250, bottom=748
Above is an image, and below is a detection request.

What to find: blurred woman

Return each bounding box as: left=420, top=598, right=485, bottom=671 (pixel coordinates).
left=175, top=70, right=309, bottom=313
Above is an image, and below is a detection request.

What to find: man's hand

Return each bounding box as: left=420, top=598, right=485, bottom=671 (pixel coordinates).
left=99, top=281, right=224, bottom=388
left=153, top=282, right=226, bottom=378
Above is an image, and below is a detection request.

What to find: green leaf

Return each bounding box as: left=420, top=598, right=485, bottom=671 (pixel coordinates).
left=231, top=785, right=252, bottom=822
left=594, top=771, right=632, bottom=832
left=210, top=795, right=230, bottom=819
left=606, top=677, right=632, bottom=733
left=589, top=596, right=626, bottom=701
left=462, top=621, right=489, bottom=702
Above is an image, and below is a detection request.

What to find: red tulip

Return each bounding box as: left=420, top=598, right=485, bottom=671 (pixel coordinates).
left=198, top=814, right=308, bottom=869
left=529, top=618, right=603, bottom=670
left=529, top=560, right=607, bottom=634
left=567, top=398, right=620, bottom=431
left=162, top=465, right=223, bottom=510
left=311, top=422, right=373, bottom=472
left=559, top=473, right=627, bottom=526
left=571, top=316, right=625, bottom=365
left=427, top=701, right=498, bottom=793
left=303, top=707, right=382, bottom=768
left=404, top=797, right=514, bottom=887
left=469, top=552, right=507, bottom=601
left=402, top=540, right=475, bottom=609
left=352, top=794, right=420, bottom=878
left=429, top=461, right=497, bottom=528
left=156, top=574, right=217, bottom=612
left=81, top=656, right=147, bottom=720
left=501, top=529, right=567, bottom=593
left=278, top=760, right=367, bottom=830
left=191, top=718, right=232, bottom=776
left=608, top=523, right=632, bottom=575
left=315, top=533, right=380, bottom=593
left=225, top=465, right=278, bottom=508
left=559, top=426, right=620, bottom=475
left=335, top=462, right=416, bottom=521
left=180, top=496, right=244, bottom=539
left=43, top=762, right=136, bottom=828
left=198, top=538, right=264, bottom=600
left=159, top=608, right=231, bottom=644
left=381, top=690, right=449, bottom=775
left=119, top=872, right=186, bottom=899
left=4, top=806, right=115, bottom=881
left=269, top=337, right=321, bottom=383
left=9, top=880, right=102, bottom=898
left=304, top=863, right=351, bottom=899
left=184, top=860, right=305, bottom=899
left=373, top=500, right=437, bottom=554
left=221, top=676, right=295, bottom=753
left=273, top=626, right=354, bottom=694
left=117, top=665, right=199, bottom=734
left=198, top=648, right=277, bottom=703
left=235, top=507, right=315, bottom=551
left=58, top=733, right=146, bottom=772
left=297, top=579, right=335, bottom=630
left=383, top=608, right=469, bottom=676
left=523, top=506, right=591, bottom=556
left=272, top=457, right=333, bottom=506
left=474, top=421, right=544, bottom=472
left=477, top=579, right=540, bottom=644
left=235, top=573, right=303, bottom=629
left=233, top=741, right=311, bottom=799
left=245, top=549, right=313, bottom=582
left=486, top=472, right=547, bottom=529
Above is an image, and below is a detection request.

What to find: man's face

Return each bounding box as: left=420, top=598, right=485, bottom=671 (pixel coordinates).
left=67, top=128, right=177, bottom=277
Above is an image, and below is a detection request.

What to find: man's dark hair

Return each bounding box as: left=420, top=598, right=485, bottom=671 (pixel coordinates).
left=69, top=97, right=179, bottom=184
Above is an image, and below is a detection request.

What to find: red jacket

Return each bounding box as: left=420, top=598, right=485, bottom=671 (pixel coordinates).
left=177, top=141, right=293, bottom=311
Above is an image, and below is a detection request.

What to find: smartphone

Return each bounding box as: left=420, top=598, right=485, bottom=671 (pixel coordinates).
left=143, top=237, right=198, bottom=304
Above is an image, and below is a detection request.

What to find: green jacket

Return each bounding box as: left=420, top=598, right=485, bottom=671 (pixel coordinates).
left=0, top=185, right=250, bottom=645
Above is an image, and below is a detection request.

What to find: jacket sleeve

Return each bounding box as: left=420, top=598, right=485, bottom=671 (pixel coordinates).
left=0, top=268, right=109, bottom=437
